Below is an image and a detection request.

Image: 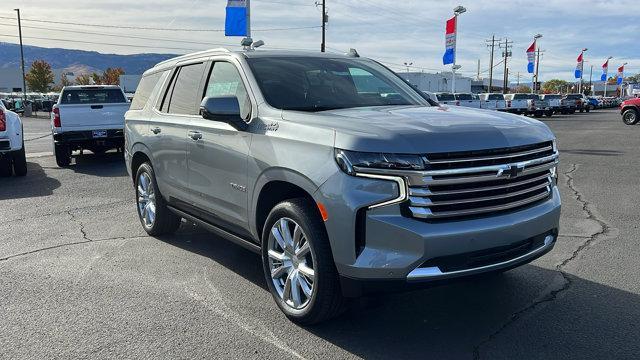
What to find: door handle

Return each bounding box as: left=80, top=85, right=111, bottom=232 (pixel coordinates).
left=151, top=127, right=161, bottom=134
left=188, top=131, right=203, bottom=141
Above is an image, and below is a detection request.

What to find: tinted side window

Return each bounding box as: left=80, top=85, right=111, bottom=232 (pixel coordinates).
left=130, top=72, right=162, bottom=110
left=204, top=62, right=251, bottom=119
left=168, top=63, right=206, bottom=115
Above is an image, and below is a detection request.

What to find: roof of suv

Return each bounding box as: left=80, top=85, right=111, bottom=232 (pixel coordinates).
left=152, top=48, right=356, bottom=72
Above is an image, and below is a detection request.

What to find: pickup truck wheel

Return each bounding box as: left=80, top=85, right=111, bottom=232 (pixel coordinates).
left=0, top=157, right=12, bottom=177
left=262, top=198, right=345, bottom=324
left=622, top=108, right=639, bottom=125
left=135, top=162, right=182, bottom=235
left=54, top=143, right=71, bottom=167
left=545, top=110, right=553, bottom=117
left=12, top=145, right=27, bottom=176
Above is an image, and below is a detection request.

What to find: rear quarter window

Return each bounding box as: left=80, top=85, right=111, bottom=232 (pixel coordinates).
left=130, top=72, right=163, bottom=110
left=60, top=88, right=127, bottom=104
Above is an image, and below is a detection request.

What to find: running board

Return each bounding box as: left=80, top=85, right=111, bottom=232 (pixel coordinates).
left=168, top=206, right=261, bottom=254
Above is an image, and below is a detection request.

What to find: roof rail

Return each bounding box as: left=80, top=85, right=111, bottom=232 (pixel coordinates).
left=155, top=48, right=231, bottom=67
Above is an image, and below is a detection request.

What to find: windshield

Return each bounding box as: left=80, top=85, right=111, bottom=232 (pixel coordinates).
left=487, top=94, right=504, bottom=100
left=246, top=57, right=425, bottom=112
left=455, top=94, right=473, bottom=100
left=60, top=88, right=127, bottom=104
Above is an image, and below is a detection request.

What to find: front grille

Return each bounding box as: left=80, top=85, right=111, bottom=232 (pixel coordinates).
left=407, top=141, right=557, bottom=220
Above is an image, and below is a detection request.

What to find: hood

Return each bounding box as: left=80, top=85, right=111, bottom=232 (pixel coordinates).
left=282, top=105, right=555, bottom=154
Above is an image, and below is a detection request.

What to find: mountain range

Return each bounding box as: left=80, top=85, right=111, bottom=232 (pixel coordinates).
left=0, top=42, right=177, bottom=75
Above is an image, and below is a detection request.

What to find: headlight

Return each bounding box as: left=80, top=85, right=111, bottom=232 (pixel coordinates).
left=335, top=149, right=424, bottom=175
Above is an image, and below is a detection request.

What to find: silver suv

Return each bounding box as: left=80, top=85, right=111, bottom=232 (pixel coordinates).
left=125, top=49, right=561, bottom=324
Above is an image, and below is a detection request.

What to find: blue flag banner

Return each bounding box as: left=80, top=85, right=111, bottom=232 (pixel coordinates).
left=442, top=17, right=456, bottom=65
left=601, top=60, right=609, bottom=82
left=225, top=0, right=248, bottom=37
left=601, top=73, right=607, bottom=82
left=526, top=42, right=535, bottom=74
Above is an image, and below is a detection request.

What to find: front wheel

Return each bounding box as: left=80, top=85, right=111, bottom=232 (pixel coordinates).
left=134, top=162, right=182, bottom=235
left=0, top=157, right=11, bottom=177
left=262, top=198, right=344, bottom=324
left=622, top=108, right=639, bottom=125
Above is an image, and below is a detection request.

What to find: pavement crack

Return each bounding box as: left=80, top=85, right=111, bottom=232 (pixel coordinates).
left=0, top=200, right=131, bottom=226
left=473, top=163, right=614, bottom=359
left=0, top=236, right=135, bottom=262
left=67, top=209, right=91, bottom=241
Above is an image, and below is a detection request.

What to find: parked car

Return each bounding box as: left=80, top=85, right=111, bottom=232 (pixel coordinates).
left=504, top=93, right=532, bottom=115
left=0, top=99, right=27, bottom=176
left=51, top=85, right=130, bottom=167
left=564, top=93, right=591, bottom=113
left=479, top=93, right=507, bottom=111
left=541, top=94, right=570, bottom=115
left=532, top=94, right=552, bottom=117
left=124, top=49, right=561, bottom=324
left=621, top=97, right=640, bottom=125
left=434, top=92, right=459, bottom=106
left=454, top=93, right=482, bottom=109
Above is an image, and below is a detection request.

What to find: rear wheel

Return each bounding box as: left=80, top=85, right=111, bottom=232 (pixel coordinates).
left=262, top=198, right=345, bottom=324
left=135, top=162, right=182, bottom=235
left=545, top=110, right=553, bottom=117
left=0, top=157, right=12, bottom=177
left=622, top=108, right=639, bottom=125
left=54, top=143, right=71, bottom=167
left=12, top=144, right=27, bottom=176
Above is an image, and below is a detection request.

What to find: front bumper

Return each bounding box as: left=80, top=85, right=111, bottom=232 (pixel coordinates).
left=317, top=172, right=561, bottom=296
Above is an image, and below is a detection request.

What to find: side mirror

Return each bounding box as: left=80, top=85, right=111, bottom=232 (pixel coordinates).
left=200, top=96, right=248, bottom=131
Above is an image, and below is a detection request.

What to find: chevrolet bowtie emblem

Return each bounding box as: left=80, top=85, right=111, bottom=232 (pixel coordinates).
left=498, top=164, right=525, bottom=179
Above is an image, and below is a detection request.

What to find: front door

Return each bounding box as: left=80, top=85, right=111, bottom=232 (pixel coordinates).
left=187, top=60, right=253, bottom=233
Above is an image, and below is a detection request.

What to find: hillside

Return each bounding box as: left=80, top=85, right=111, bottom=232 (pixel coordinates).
left=0, top=42, right=177, bottom=75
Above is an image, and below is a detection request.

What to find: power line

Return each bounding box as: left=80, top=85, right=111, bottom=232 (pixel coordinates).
left=0, top=15, right=320, bottom=32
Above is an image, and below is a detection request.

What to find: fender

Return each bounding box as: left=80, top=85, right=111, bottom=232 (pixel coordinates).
left=248, top=167, right=321, bottom=239
left=128, top=141, right=154, bottom=177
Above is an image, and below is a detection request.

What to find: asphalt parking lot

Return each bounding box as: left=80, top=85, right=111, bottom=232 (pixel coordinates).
left=1, top=108, right=638, bottom=359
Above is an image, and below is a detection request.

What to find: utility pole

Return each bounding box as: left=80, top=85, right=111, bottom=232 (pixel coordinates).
left=588, top=65, right=593, bottom=95
left=320, top=0, right=327, bottom=52
left=578, top=48, right=588, bottom=94
left=517, top=72, right=521, bottom=87
left=14, top=8, right=27, bottom=101
left=477, top=59, right=480, bottom=81
left=485, top=35, right=500, bottom=92
left=500, top=38, right=513, bottom=94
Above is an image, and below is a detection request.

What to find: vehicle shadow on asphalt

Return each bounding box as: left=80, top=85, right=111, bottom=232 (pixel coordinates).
left=157, top=229, right=640, bottom=359
left=70, top=152, right=128, bottom=177
left=0, top=162, right=61, bottom=200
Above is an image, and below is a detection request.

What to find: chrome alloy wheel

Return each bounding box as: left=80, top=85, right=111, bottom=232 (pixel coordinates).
left=268, top=218, right=315, bottom=310
left=137, top=172, right=156, bottom=227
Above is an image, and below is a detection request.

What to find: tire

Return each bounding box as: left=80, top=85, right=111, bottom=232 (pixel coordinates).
left=0, top=157, right=12, bottom=177
left=12, top=144, right=27, bottom=176
left=534, top=111, right=543, bottom=118
left=54, top=143, right=71, bottom=167
left=570, top=109, right=576, bottom=114
left=262, top=198, right=345, bottom=325
left=134, top=162, right=182, bottom=236
left=545, top=110, right=553, bottom=117
left=579, top=108, right=584, bottom=113
left=586, top=106, right=591, bottom=113
left=622, top=108, right=639, bottom=125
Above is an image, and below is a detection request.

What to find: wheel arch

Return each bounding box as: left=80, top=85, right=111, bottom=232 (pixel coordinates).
left=129, top=142, right=153, bottom=180
left=250, top=168, right=324, bottom=242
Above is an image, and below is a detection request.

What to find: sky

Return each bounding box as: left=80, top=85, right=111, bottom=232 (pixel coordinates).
left=0, top=0, right=638, bottom=81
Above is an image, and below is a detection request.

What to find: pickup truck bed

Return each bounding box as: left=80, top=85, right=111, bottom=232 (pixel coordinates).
left=52, top=86, right=129, bottom=167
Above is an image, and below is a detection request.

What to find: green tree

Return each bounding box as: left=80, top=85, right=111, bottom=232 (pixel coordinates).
left=542, top=79, right=569, bottom=94
left=515, top=85, right=532, bottom=93
left=626, top=73, right=640, bottom=83
left=75, top=74, right=91, bottom=85
left=25, top=60, right=55, bottom=93
left=101, top=67, right=125, bottom=85
left=60, top=73, right=73, bottom=87
left=91, top=72, right=102, bottom=85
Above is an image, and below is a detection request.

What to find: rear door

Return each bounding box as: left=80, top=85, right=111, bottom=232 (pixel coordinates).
left=147, top=61, right=207, bottom=203
left=58, top=87, right=129, bottom=130
left=187, top=59, right=253, bottom=233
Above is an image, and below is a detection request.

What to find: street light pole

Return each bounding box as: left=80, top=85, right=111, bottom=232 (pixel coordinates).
left=451, top=6, right=466, bottom=93
left=14, top=8, right=27, bottom=101
left=579, top=48, right=587, bottom=94
left=533, top=34, right=542, bottom=94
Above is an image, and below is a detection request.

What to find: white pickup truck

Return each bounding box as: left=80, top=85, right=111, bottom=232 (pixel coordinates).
left=0, top=99, right=27, bottom=176
left=454, top=93, right=482, bottom=109
left=479, top=93, right=507, bottom=111
left=434, top=93, right=459, bottom=106
left=52, top=85, right=129, bottom=167
left=504, top=93, right=533, bottom=115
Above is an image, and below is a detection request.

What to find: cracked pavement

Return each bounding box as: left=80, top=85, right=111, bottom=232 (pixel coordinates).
left=1, top=110, right=639, bottom=359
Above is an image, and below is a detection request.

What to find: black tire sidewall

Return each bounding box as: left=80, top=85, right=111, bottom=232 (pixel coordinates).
left=623, top=109, right=638, bottom=125
left=261, top=200, right=328, bottom=320
left=54, top=143, right=71, bottom=167
left=12, top=144, right=27, bottom=176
